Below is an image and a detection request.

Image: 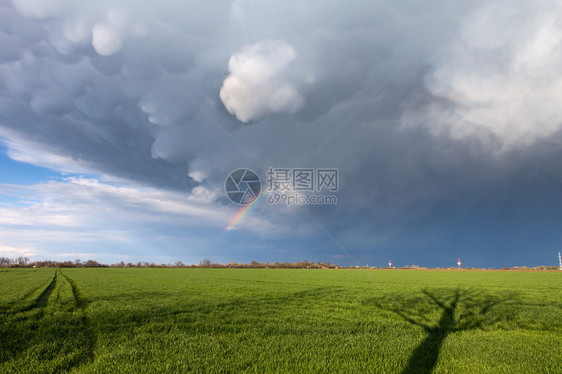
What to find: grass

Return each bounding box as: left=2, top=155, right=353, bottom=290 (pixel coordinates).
left=0, top=268, right=560, bottom=373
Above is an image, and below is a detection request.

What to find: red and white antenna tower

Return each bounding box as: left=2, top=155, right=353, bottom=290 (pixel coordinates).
left=388, top=259, right=392, bottom=268
left=457, top=258, right=461, bottom=269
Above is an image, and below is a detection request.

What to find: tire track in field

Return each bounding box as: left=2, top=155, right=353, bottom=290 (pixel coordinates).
left=59, top=271, right=98, bottom=367
left=0, top=270, right=98, bottom=372
left=0, top=273, right=52, bottom=313
left=35, top=270, right=58, bottom=308
left=12, top=269, right=59, bottom=313
left=61, top=272, right=89, bottom=310
left=0, top=270, right=58, bottom=365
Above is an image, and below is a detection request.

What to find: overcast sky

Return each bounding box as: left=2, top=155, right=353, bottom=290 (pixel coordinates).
left=1, top=0, right=562, bottom=267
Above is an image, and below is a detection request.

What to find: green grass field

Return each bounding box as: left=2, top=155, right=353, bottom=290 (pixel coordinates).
left=0, top=268, right=560, bottom=373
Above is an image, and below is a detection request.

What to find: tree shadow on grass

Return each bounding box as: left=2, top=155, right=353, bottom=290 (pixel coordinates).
left=366, top=288, right=518, bottom=374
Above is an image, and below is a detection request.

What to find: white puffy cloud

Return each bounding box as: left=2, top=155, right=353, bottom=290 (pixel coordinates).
left=92, top=23, right=123, bottom=56
left=187, top=185, right=219, bottom=204
left=414, top=0, right=562, bottom=150
left=220, top=40, right=305, bottom=122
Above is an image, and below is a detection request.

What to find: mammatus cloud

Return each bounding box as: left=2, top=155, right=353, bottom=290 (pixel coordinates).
left=10, top=0, right=145, bottom=56
left=10, top=0, right=71, bottom=21
left=1, top=0, right=562, bottom=266
left=220, top=40, right=305, bottom=122
left=92, top=23, right=124, bottom=57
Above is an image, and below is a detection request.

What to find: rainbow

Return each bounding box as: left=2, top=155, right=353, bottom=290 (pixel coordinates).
left=226, top=194, right=262, bottom=231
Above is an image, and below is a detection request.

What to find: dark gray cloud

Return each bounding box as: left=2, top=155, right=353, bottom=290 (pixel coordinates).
left=1, top=0, right=562, bottom=266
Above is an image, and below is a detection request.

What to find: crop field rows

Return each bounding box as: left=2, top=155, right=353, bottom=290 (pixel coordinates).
left=0, top=268, right=561, bottom=373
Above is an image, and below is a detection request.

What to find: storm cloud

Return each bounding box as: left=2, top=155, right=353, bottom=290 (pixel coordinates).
left=1, top=0, right=562, bottom=266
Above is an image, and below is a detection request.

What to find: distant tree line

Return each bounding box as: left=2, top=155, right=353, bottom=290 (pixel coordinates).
left=198, top=259, right=339, bottom=269
left=0, top=257, right=339, bottom=269
left=0, top=256, right=558, bottom=270
left=0, top=257, right=107, bottom=268
left=0, top=256, right=31, bottom=267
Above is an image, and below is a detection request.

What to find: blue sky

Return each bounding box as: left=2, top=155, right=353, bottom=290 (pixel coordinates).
left=0, top=144, right=58, bottom=185
left=1, top=0, right=562, bottom=268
